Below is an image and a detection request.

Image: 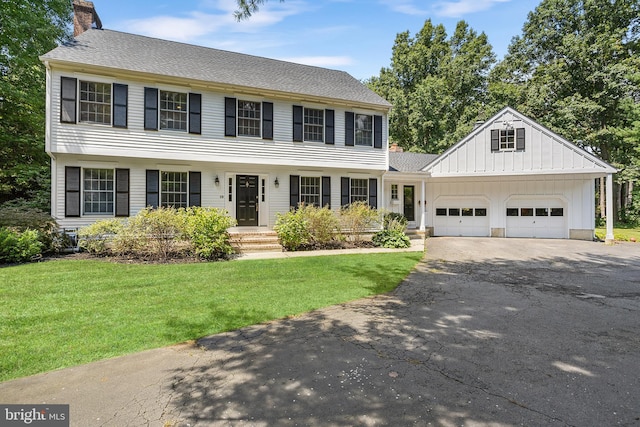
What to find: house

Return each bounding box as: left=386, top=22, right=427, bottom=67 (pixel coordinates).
left=40, top=1, right=391, bottom=232
left=385, top=107, right=617, bottom=240
left=40, top=1, right=616, bottom=242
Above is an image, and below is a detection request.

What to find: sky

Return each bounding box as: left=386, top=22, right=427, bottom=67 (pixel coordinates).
left=93, top=0, right=542, bottom=80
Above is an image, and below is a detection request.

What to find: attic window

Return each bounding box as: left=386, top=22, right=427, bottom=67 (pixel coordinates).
left=500, top=129, right=515, bottom=150
left=491, top=127, right=526, bottom=152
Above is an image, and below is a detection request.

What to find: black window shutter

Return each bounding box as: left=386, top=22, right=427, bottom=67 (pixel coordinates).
left=345, top=112, right=354, bottom=146
left=189, top=171, right=201, bottom=207
left=144, top=88, right=158, bottom=130
left=115, top=168, right=130, bottom=217
left=368, top=178, right=378, bottom=209
left=516, top=127, right=525, bottom=150
left=325, top=109, right=335, bottom=145
left=292, top=105, right=303, bottom=142
left=65, top=166, right=81, bottom=217
left=113, top=84, right=128, bottom=128
left=146, top=169, right=159, bottom=208
left=189, top=93, right=201, bottom=134
left=490, top=129, right=499, bottom=152
left=322, top=176, right=331, bottom=208
left=263, top=101, right=273, bottom=140
left=341, top=177, right=350, bottom=206
left=289, top=175, right=300, bottom=209
left=373, top=115, right=383, bottom=149
left=225, top=97, right=236, bottom=137
left=60, top=77, right=77, bottom=123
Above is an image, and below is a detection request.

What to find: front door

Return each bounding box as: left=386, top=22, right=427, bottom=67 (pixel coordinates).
left=236, top=175, right=258, bottom=226
left=403, top=186, right=415, bottom=222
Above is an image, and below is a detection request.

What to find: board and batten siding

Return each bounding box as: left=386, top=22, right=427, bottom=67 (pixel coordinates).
left=425, top=175, right=595, bottom=234
left=426, top=111, right=610, bottom=177
left=48, top=71, right=388, bottom=172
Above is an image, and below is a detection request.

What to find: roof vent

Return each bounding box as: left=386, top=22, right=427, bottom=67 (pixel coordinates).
left=73, top=0, right=102, bottom=37
left=472, top=120, right=485, bottom=130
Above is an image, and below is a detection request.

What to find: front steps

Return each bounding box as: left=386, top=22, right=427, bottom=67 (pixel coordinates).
left=229, top=230, right=282, bottom=253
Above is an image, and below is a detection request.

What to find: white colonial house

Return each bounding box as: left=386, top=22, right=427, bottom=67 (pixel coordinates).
left=40, top=1, right=616, bottom=242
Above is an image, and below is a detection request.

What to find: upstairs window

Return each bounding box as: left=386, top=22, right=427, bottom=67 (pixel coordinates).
left=355, top=114, right=373, bottom=146
left=238, top=100, right=261, bottom=137
left=500, top=129, right=515, bottom=150
left=79, top=81, right=111, bottom=124
left=304, top=108, right=324, bottom=142
left=160, top=91, right=187, bottom=131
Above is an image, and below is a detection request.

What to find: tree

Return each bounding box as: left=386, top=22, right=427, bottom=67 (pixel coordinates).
left=234, top=0, right=282, bottom=20
left=0, top=0, right=72, bottom=209
left=368, top=20, right=495, bottom=153
left=488, top=0, right=640, bottom=222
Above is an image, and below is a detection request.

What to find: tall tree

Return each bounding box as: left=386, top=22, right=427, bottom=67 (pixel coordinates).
left=234, top=0, right=281, bottom=20
left=0, top=0, right=72, bottom=209
left=368, top=20, right=495, bottom=153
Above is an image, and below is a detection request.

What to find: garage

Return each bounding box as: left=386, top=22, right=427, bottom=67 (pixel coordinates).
left=506, top=198, right=567, bottom=239
left=434, top=198, right=490, bottom=237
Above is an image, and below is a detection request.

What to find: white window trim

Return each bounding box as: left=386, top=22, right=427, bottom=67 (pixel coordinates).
left=160, top=171, right=189, bottom=208
left=82, top=167, right=115, bottom=216
left=237, top=99, right=262, bottom=138
left=349, top=178, right=369, bottom=203
left=355, top=113, right=373, bottom=147
left=303, top=107, right=324, bottom=143
left=159, top=90, right=188, bottom=132
left=499, top=128, right=515, bottom=151
left=78, top=80, right=112, bottom=125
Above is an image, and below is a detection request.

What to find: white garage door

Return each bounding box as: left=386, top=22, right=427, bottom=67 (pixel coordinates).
left=506, top=199, right=567, bottom=239
left=434, top=199, right=490, bottom=237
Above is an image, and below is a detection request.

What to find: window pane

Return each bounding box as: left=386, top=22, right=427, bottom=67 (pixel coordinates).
left=436, top=208, right=447, bottom=216
left=300, top=176, right=321, bottom=206
left=304, top=108, right=324, bottom=142
left=461, top=208, right=473, bottom=217
left=521, top=208, right=534, bottom=217
left=475, top=208, right=487, bottom=217
left=238, top=100, right=261, bottom=136
left=448, top=208, right=460, bottom=216
left=80, top=81, right=112, bottom=124
left=350, top=178, right=368, bottom=203
left=535, top=208, right=549, bottom=216
left=161, top=171, right=188, bottom=208
left=355, top=114, right=373, bottom=146
left=506, top=208, right=519, bottom=216
left=83, top=168, right=114, bottom=214
left=550, top=208, right=564, bottom=217
left=159, top=91, right=187, bottom=131
left=500, top=128, right=515, bottom=150
left=391, top=184, right=398, bottom=200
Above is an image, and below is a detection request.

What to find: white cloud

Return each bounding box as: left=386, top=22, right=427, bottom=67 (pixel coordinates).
left=378, top=0, right=429, bottom=15
left=278, top=55, right=354, bottom=67
left=433, top=0, right=511, bottom=18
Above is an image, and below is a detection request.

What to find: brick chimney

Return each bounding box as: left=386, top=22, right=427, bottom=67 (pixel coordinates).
left=389, top=142, right=403, bottom=153
left=73, top=0, right=102, bottom=37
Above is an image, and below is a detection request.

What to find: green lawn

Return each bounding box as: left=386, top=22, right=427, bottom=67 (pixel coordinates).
left=0, top=252, right=422, bottom=382
left=595, top=224, right=640, bottom=241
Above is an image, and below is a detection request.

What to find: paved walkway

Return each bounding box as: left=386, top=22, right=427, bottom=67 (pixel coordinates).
left=1, top=238, right=638, bottom=426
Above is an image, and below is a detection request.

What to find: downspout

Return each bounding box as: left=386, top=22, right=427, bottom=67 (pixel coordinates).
left=43, top=61, right=57, bottom=219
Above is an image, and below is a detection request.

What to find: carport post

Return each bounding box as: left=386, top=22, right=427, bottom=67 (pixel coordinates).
left=605, top=173, right=615, bottom=244
left=420, top=179, right=426, bottom=231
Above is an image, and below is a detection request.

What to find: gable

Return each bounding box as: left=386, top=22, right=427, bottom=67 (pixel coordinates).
left=424, top=107, right=616, bottom=177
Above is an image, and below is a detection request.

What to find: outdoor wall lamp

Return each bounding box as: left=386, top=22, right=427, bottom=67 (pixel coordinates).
left=214, top=175, right=220, bottom=185
left=274, top=177, right=279, bottom=188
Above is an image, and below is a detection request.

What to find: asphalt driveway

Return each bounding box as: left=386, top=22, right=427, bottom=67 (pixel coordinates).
left=1, top=238, right=639, bottom=426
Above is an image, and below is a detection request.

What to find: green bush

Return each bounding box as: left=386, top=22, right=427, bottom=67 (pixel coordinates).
left=339, top=201, right=380, bottom=241
left=78, top=219, right=125, bottom=255
left=382, top=212, right=408, bottom=232
left=0, top=204, right=60, bottom=253
left=183, top=207, right=236, bottom=260
left=274, top=207, right=311, bottom=251
left=303, top=204, right=341, bottom=245
left=0, top=228, right=44, bottom=263
left=372, top=229, right=411, bottom=248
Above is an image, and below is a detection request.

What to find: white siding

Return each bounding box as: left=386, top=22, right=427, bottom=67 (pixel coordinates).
left=48, top=70, right=388, bottom=172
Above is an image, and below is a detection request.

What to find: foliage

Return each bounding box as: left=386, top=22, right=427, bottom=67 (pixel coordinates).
left=0, top=252, right=423, bottom=381
left=0, top=202, right=60, bottom=253
left=382, top=212, right=408, bottom=233
left=302, top=204, right=341, bottom=244
left=595, top=224, right=640, bottom=242
left=372, top=229, right=411, bottom=248
left=77, top=219, right=125, bottom=254
left=367, top=20, right=495, bottom=153
left=274, top=206, right=312, bottom=251
left=339, top=201, right=380, bottom=241
left=0, top=0, right=72, bottom=207
left=0, top=228, right=43, bottom=263
left=234, top=0, right=281, bottom=20
left=183, top=207, right=237, bottom=260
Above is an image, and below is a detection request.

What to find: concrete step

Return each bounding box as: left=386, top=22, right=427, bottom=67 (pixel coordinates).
left=229, top=231, right=282, bottom=253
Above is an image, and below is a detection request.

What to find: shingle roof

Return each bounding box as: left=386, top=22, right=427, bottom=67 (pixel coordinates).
left=41, top=29, right=392, bottom=109
left=389, top=152, right=438, bottom=172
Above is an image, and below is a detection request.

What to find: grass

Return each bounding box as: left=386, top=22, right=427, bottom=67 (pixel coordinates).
left=0, top=252, right=422, bottom=382
left=595, top=223, right=640, bottom=241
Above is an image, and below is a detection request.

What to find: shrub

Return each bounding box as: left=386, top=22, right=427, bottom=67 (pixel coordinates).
left=0, top=204, right=60, bottom=253
left=382, top=212, right=408, bottom=233
left=372, top=229, right=411, bottom=248
left=78, top=219, right=125, bottom=255
left=183, top=207, right=236, bottom=260
left=113, top=207, right=187, bottom=261
left=303, top=204, right=341, bottom=245
left=339, top=201, right=380, bottom=241
left=274, top=207, right=311, bottom=251
left=0, top=228, right=44, bottom=263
